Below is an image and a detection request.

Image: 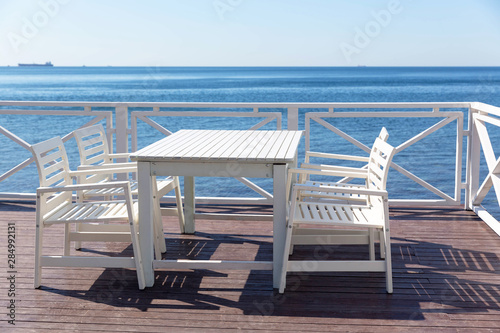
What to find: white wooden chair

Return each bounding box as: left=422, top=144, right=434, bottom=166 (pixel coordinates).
left=297, top=127, right=390, bottom=201
left=31, top=137, right=145, bottom=289
left=72, top=124, right=185, bottom=256
left=279, top=137, right=395, bottom=294
left=286, top=128, right=391, bottom=257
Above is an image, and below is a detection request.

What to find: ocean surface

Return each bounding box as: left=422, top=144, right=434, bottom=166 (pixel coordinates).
left=1, top=66, right=500, bottom=215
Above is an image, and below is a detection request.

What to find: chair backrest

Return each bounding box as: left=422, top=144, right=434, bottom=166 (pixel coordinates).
left=378, top=127, right=389, bottom=142
left=30, top=136, right=73, bottom=210
left=73, top=124, right=112, bottom=166
left=366, top=137, right=395, bottom=212
left=367, top=137, right=395, bottom=191
left=73, top=124, right=113, bottom=183
left=365, top=126, right=389, bottom=188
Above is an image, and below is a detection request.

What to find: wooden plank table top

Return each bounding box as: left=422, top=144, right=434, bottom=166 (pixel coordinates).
left=130, top=129, right=303, bottom=163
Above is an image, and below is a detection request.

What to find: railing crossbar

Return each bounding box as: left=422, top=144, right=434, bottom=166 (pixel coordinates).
left=0, top=109, right=99, bottom=116
left=136, top=115, right=173, bottom=137
left=309, top=117, right=371, bottom=153
left=389, top=161, right=456, bottom=203
left=395, top=116, right=458, bottom=153
left=235, top=177, right=273, bottom=201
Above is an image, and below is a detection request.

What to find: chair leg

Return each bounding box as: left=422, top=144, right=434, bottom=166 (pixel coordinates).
left=34, top=218, right=43, bottom=289
left=379, top=230, right=386, bottom=259
left=74, top=223, right=82, bottom=250
left=64, top=224, right=71, bottom=256
left=369, top=228, right=375, bottom=260
left=151, top=176, right=166, bottom=258
left=128, top=217, right=146, bottom=290
left=279, top=221, right=294, bottom=294
left=153, top=204, right=162, bottom=260
left=288, top=227, right=294, bottom=255
left=174, top=176, right=185, bottom=234
left=384, top=227, right=393, bottom=293
left=155, top=197, right=166, bottom=255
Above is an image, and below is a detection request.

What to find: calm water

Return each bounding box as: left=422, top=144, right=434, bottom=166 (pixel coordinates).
left=1, top=66, right=499, bottom=214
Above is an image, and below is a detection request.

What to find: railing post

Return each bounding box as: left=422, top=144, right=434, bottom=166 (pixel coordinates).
left=115, top=105, right=129, bottom=181
left=115, top=105, right=129, bottom=155
left=466, top=107, right=481, bottom=210
left=287, top=107, right=299, bottom=130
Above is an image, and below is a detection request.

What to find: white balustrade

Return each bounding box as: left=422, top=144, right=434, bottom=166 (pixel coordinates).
left=0, top=100, right=499, bottom=235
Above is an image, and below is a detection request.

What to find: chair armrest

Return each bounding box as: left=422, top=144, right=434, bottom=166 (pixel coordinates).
left=69, top=166, right=137, bottom=177
left=286, top=167, right=368, bottom=202
left=288, top=167, right=368, bottom=180
left=300, top=163, right=369, bottom=174
left=109, top=153, right=131, bottom=160
left=36, top=180, right=132, bottom=195
left=305, top=151, right=370, bottom=163
left=77, top=162, right=137, bottom=170
left=292, top=183, right=388, bottom=199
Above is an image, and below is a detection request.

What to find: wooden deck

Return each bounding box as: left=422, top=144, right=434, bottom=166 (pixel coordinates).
left=1, top=201, right=500, bottom=332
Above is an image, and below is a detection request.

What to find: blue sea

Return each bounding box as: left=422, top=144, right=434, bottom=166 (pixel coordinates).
left=1, top=66, right=500, bottom=215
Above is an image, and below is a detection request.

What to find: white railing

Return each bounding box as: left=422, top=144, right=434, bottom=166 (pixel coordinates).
left=0, top=101, right=499, bottom=235
left=468, top=102, right=500, bottom=235
left=0, top=101, right=114, bottom=200
left=305, top=103, right=465, bottom=206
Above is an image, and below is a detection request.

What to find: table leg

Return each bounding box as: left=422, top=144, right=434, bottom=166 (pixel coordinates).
left=137, top=161, right=155, bottom=287
left=273, top=164, right=287, bottom=289
left=184, top=176, right=195, bottom=234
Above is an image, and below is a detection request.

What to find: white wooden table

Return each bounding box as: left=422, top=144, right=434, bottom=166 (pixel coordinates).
left=130, top=129, right=303, bottom=288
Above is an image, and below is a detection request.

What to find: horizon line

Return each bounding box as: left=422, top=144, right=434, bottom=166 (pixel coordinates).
left=2, top=65, right=500, bottom=68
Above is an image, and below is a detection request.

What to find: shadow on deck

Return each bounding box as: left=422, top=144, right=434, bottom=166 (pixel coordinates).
left=1, top=202, right=500, bottom=332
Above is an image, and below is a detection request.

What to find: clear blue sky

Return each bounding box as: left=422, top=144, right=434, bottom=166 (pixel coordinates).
left=1, top=0, right=499, bottom=66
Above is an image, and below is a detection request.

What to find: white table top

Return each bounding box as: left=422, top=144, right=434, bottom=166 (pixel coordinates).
left=130, top=130, right=303, bottom=163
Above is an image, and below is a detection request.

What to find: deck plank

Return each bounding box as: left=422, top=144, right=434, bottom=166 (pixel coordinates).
left=1, top=202, right=500, bottom=332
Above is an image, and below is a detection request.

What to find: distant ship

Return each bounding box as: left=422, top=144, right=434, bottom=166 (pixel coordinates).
left=18, top=61, right=53, bottom=67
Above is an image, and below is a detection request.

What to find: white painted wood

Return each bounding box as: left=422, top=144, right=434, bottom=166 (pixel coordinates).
left=273, top=163, right=287, bottom=289
left=470, top=102, right=500, bottom=117
left=280, top=136, right=395, bottom=294
left=131, top=129, right=302, bottom=289
left=153, top=260, right=273, bottom=270
left=235, top=177, right=273, bottom=200
left=137, top=115, right=173, bottom=136
left=0, top=157, right=36, bottom=184
left=193, top=212, right=273, bottom=221
left=287, top=127, right=389, bottom=202
left=475, top=113, right=500, bottom=128
left=287, top=260, right=385, bottom=272
left=471, top=115, right=500, bottom=206
left=137, top=161, right=155, bottom=287
left=306, top=111, right=464, bottom=205
left=0, top=101, right=476, bottom=209
left=473, top=205, right=500, bottom=236
left=132, top=130, right=302, bottom=164
left=0, top=125, right=31, bottom=149
left=287, top=107, right=299, bottom=130
left=131, top=110, right=282, bottom=153
left=184, top=176, right=195, bottom=234
left=1, top=100, right=499, bottom=250
left=454, top=114, right=464, bottom=205
left=41, top=256, right=136, bottom=268
left=0, top=100, right=473, bottom=109
left=30, top=136, right=145, bottom=289
left=305, top=152, right=370, bottom=163
left=394, top=117, right=456, bottom=153
left=73, top=124, right=185, bottom=249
